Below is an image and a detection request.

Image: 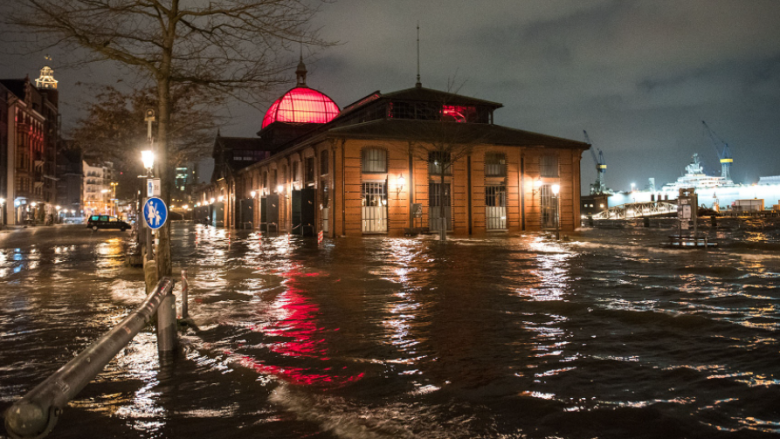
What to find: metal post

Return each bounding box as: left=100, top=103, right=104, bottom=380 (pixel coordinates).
left=145, top=196, right=153, bottom=261
left=555, top=194, right=560, bottom=240
left=157, top=293, right=177, bottom=355
left=5, top=278, right=175, bottom=439
left=180, top=269, right=188, bottom=319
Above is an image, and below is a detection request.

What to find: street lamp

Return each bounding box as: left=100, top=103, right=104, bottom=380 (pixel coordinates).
left=142, top=150, right=155, bottom=173
left=552, top=184, right=561, bottom=240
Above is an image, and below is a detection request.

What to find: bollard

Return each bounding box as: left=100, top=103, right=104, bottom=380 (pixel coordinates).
left=157, top=293, right=177, bottom=356
left=180, top=269, right=189, bottom=319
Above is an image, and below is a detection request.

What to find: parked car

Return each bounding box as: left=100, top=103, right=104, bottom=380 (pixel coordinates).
left=87, top=215, right=131, bottom=232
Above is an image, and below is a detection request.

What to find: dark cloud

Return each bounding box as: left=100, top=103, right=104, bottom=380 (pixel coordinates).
left=1, top=0, right=779, bottom=190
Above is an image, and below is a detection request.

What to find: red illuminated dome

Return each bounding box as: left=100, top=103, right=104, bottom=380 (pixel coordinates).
left=261, top=87, right=340, bottom=128
left=261, top=58, right=339, bottom=129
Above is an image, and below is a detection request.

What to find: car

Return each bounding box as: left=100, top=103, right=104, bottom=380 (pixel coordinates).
left=86, top=215, right=131, bottom=232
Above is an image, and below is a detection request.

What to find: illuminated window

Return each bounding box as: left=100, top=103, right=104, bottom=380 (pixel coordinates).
left=441, top=105, right=477, bottom=123
left=362, top=148, right=387, bottom=173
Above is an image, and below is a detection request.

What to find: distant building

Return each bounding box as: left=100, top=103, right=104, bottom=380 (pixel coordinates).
left=82, top=160, right=115, bottom=216
left=0, top=66, right=61, bottom=225
left=195, top=61, right=588, bottom=236
left=56, top=141, right=83, bottom=217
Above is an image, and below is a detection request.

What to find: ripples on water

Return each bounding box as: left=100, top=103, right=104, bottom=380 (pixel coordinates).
left=1, top=222, right=779, bottom=438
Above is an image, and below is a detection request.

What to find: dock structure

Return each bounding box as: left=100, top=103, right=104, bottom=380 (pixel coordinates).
left=592, top=201, right=677, bottom=220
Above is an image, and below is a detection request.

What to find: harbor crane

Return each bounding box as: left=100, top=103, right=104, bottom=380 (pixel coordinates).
left=702, top=121, right=733, bottom=181
left=584, top=130, right=607, bottom=194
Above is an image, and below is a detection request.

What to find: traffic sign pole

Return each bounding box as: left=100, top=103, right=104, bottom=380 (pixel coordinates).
left=143, top=197, right=169, bottom=261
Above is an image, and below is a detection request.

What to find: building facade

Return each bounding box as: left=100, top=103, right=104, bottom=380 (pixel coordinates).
left=82, top=160, right=116, bottom=217
left=0, top=67, right=61, bottom=225
left=196, top=66, right=588, bottom=237
left=56, top=141, right=83, bottom=218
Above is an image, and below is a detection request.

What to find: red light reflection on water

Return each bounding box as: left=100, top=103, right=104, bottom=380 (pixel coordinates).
left=227, top=265, right=363, bottom=387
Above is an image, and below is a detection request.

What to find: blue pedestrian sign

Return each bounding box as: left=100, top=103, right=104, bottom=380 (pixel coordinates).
left=143, top=197, right=168, bottom=230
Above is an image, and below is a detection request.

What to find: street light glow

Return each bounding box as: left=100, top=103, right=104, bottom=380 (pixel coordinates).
left=250, top=190, right=256, bottom=198
left=552, top=184, right=560, bottom=195
left=277, top=184, right=284, bottom=194
left=141, top=150, right=155, bottom=170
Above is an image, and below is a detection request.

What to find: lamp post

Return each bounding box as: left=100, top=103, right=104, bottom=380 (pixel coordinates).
left=142, top=150, right=155, bottom=261
left=552, top=183, right=561, bottom=240
left=532, top=177, right=543, bottom=228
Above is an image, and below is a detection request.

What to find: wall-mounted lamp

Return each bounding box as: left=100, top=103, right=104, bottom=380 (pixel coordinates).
left=532, top=177, right=543, bottom=195
left=210, top=197, right=215, bottom=204
left=552, top=184, right=560, bottom=196
left=250, top=190, right=256, bottom=199
left=218, top=195, right=224, bottom=202
left=396, top=174, right=405, bottom=196
left=276, top=184, right=284, bottom=194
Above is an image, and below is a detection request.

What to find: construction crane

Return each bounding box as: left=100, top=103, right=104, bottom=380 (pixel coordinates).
left=584, top=130, right=607, bottom=194
left=702, top=121, right=733, bottom=182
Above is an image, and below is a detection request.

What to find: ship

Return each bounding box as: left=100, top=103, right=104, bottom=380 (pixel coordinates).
left=660, top=153, right=741, bottom=191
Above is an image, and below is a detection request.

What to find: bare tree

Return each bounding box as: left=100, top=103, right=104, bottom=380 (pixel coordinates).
left=72, top=84, right=221, bottom=199
left=400, top=83, right=487, bottom=241
left=4, top=0, right=330, bottom=276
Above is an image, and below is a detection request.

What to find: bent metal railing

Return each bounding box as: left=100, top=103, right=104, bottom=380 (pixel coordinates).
left=4, top=277, right=177, bottom=439
left=592, top=201, right=678, bottom=220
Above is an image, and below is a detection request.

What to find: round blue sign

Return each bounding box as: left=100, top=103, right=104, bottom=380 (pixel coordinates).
left=143, top=197, right=168, bottom=230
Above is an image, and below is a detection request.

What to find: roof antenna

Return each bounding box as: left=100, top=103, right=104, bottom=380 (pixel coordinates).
left=416, top=22, right=422, bottom=88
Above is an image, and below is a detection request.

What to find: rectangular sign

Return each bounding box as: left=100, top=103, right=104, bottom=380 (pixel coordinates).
left=412, top=203, right=423, bottom=218
left=147, top=178, right=161, bottom=197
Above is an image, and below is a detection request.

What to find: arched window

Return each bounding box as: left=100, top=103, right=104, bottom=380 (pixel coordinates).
left=362, top=147, right=387, bottom=173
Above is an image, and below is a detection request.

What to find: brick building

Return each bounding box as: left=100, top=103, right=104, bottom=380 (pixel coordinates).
left=195, top=63, right=588, bottom=237
left=0, top=66, right=60, bottom=225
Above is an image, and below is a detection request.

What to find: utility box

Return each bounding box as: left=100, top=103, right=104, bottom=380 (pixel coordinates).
left=678, top=188, right=698, bottom=230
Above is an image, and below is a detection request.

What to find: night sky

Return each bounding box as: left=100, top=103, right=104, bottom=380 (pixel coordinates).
left=2, top=0, right=779, bottom=192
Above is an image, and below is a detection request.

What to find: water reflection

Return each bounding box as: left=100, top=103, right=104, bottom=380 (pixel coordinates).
left=3, top=223, right=780, bottom=438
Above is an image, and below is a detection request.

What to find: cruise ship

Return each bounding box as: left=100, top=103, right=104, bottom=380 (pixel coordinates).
left=608, top=153, right=779, bottom=210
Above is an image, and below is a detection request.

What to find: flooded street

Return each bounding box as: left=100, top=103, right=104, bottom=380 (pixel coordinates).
left=2, top=222, right=780, bottom=438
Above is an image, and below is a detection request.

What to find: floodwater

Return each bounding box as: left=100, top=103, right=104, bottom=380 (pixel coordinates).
left=1, top=221, right=779, bottom=439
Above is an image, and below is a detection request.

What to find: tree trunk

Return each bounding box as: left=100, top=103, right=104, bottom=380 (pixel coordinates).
left=156, top=5, right=176, bottom=279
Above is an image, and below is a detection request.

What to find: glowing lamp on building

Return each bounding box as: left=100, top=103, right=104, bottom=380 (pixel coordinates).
left=250, top=190, right=256, bottom=198
left=218, top=195, right=224, bottom=202
left=210, top=198, right=215, bottom=204
left=261, top=87, right=340, bottom=129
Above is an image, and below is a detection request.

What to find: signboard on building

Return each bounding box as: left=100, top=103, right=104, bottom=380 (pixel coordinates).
left=147, top=178, right=161, bottom=197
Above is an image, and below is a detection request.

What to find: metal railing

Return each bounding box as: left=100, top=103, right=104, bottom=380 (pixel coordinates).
left=592, top=201, right=678, bottom=220
left=4, top=277, right=178, bottom=439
